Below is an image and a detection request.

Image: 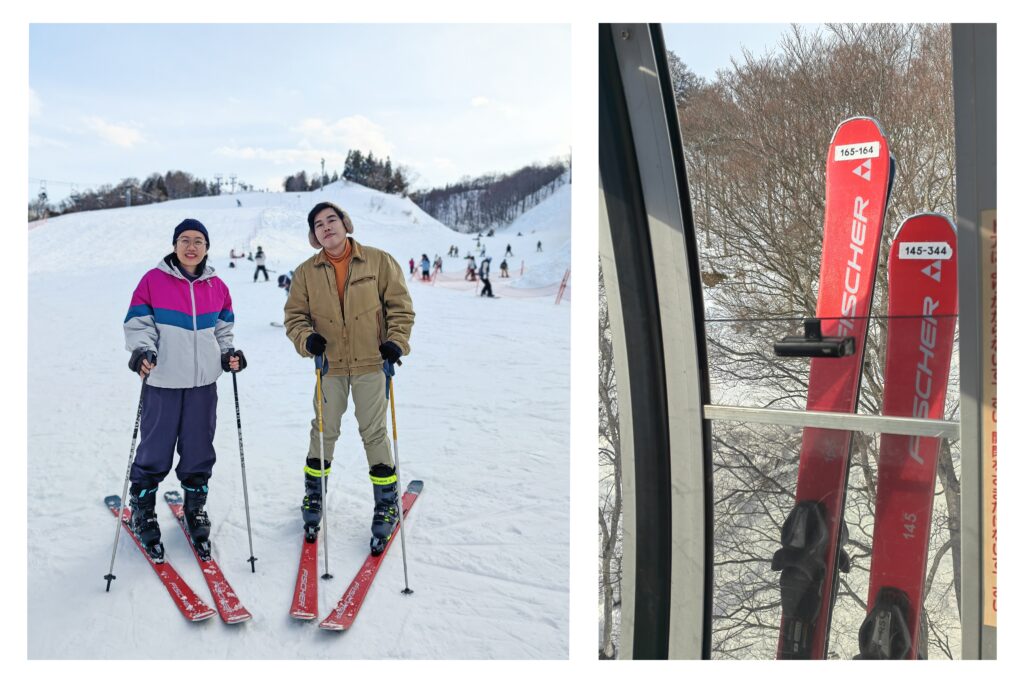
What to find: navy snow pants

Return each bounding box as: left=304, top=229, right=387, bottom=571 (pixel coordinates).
left=130, top=383, right=218, bottom=487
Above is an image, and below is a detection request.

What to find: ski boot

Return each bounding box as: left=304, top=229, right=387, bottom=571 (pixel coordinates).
left=182, top=475, right=212, bottom=561
left=369, top=464, right=399, bottom=556
left=771, top=501, right=852, bottom=658
left=128, top=483, right=164, bottom=563
left=302, top=458, right=330, bottom=542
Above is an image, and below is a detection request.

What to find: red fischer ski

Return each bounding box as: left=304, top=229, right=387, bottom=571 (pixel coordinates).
left=164, top=491, right=252, bottom=624
left=319, top=480, right=424, bottom=631
left=857, top=214, right=958, bottom=659
left=290, top=534, right=320, bottom=620
left=773, top=117, right=895, bottom=659
left=104, top=495, right=217, bottom=622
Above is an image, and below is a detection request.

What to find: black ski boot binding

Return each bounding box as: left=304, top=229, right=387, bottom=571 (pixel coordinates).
left=182, top=476, right=212, bottom=561
left=302, top=458, right=330, bottom=542
left=129, top=483, right=164, bottom=563
left=857, top=587, right=913, bottom=659
left=771, top=501, right=830, bottom=658
left=369, top=464, right=399, bottom=556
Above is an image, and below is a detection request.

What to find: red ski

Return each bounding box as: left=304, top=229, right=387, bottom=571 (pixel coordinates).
left=858, top=214, right=958, bottom=659
left=319, top=480, right=424, bottom=631
left=773, top=117, right=895, bottom=659
left=164, top=491, right=252, bottom=624
left=290, top=532, right=320, bottom=620
left=104, top=495, right=217, bottom=622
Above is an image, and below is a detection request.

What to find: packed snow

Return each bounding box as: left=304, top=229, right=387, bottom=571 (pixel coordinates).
left=27, top=179, right=570, bottom=659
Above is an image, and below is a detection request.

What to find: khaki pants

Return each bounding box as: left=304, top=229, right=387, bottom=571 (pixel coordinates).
left=308, top=372, right=393, bottom=469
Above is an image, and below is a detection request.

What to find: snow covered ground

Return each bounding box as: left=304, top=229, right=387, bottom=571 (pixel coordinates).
left=27, top=180, right=570, bottom=659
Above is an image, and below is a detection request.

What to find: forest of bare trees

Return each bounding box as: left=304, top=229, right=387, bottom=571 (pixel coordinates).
left=411, top=160, right=569, bottom=233
left=30, top=170, right=232, bottom=219
left=599, top=24, right=962, bottom=659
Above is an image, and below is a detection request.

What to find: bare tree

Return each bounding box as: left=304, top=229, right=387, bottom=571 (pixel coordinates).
left=598, top=269, right=623, bottom=659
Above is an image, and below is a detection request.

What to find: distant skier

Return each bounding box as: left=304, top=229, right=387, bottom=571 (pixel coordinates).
left=236, top=199, right=242, bottom=208
left=505, top=243, right=513, bottom=257
left=537, top=240, right=542, bottom=252
left=500, top=259, right=509, bottom=278
left=277, top=270, right=293, bottom=295
left=123, top=218, right=247, bottom=562
left=479, top=256, right=494, bottom=298
left=253, top=247, right=269, bottom=282
left=433, top=255, right=443, bottom=273
left=465, top=255, right=477, bottom=281
left=284, top=201, right=414, bottom=554
left=409, top=257, right=415, bottom=275
left=420, top=254, right=431, bottom=281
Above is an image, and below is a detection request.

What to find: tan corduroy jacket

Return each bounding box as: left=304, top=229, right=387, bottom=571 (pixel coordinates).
left=284, top=237, right=414, bottom=376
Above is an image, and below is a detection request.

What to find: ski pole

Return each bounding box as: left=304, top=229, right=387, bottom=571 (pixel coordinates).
left=386, top=372, right=413, bottom=595
left=104, top=376, right=147, bottom=592
left=315, top=356, right=332, bottom=579
left=231, top=370, right=258, bottom=572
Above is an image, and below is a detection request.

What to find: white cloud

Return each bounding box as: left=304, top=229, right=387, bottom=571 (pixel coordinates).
left=295, top=115, right=394, bottom=158
left=28, top=133, right=69, bottom=149
left=467, top=96, right=519, bottom=118
left=214, top=145, right=347, bottom=168
left=30, top=89, right=41, bottom=118
left=84, top=117, right=144, bottom=148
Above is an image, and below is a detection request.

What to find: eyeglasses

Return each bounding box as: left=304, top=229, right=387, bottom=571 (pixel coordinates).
left=176, top=238, right=208, bottom=249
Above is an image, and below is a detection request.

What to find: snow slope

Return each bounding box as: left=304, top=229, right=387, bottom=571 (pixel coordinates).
left=27, top=180, right=570, bottom=659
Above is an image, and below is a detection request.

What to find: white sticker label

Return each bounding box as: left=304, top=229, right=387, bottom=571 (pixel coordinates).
left=834, top=141, right=881, bottom=162
left=899, top=242, right=953, bottom=260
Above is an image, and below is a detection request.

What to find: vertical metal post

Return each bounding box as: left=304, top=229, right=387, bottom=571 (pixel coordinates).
left=952, top=22, right=997, bottom=661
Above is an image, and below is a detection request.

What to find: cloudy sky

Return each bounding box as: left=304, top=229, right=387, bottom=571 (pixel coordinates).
left=29, top=24, right=570, bottom=203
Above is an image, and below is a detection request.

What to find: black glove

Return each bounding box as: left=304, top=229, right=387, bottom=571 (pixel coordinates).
left=379, top=341, right=402, bottom=364
left=305, top=333, right=327, bottom=356
left=128, top=348, right=157, bottom=373
left=221, top=349, right=248, bottom=372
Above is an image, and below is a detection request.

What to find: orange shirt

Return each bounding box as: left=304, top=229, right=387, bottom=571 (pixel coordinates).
left=325, top=238, right=354, bottom=314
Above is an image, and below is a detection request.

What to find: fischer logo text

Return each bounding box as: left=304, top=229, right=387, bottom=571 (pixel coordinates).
left=909, top=296, right=940, bottom=465
left=838, top=197, right=870, bottom=337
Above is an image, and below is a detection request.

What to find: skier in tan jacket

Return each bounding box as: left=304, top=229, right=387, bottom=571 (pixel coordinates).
left=284, top=201, right=414, bottom=554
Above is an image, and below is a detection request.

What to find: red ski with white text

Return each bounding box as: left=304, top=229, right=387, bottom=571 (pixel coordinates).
left=857, top=214, right=958, bottom=659
left=772, top=117, right=895, bottom=659
left=319, top=480, right=424, bottom=631
left=104, top=495, right=217, bottom=622
left=164, top=491, right=252, bottom=624
left=290, top=532, right=320, bottom=620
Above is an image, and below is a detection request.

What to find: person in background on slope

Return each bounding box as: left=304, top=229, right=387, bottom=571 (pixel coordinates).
left=537, top=240, right=542, bottom=252
left=409, top=257, right=415, bottom=275
left=433, top=254, right=443, bottom=273
left=284, top=201, right=415, bottom=554
left=123, top=218, right=247, bottom=562
left=253, top=246, right=269, bottom=282
left=465, top=255, right=477, bottom=281
left=505, top=243, right=513, bottom=257
left=479, top=256, right=495, bottom=298
left=500, top=258, right=509, bottom=278
left=277, top=270, right=293, bottom=295
left=420, top=253, right=431, bottom=281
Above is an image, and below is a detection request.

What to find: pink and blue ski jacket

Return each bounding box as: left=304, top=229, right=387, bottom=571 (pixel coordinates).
left=124, top=258, right=235, bottom=389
